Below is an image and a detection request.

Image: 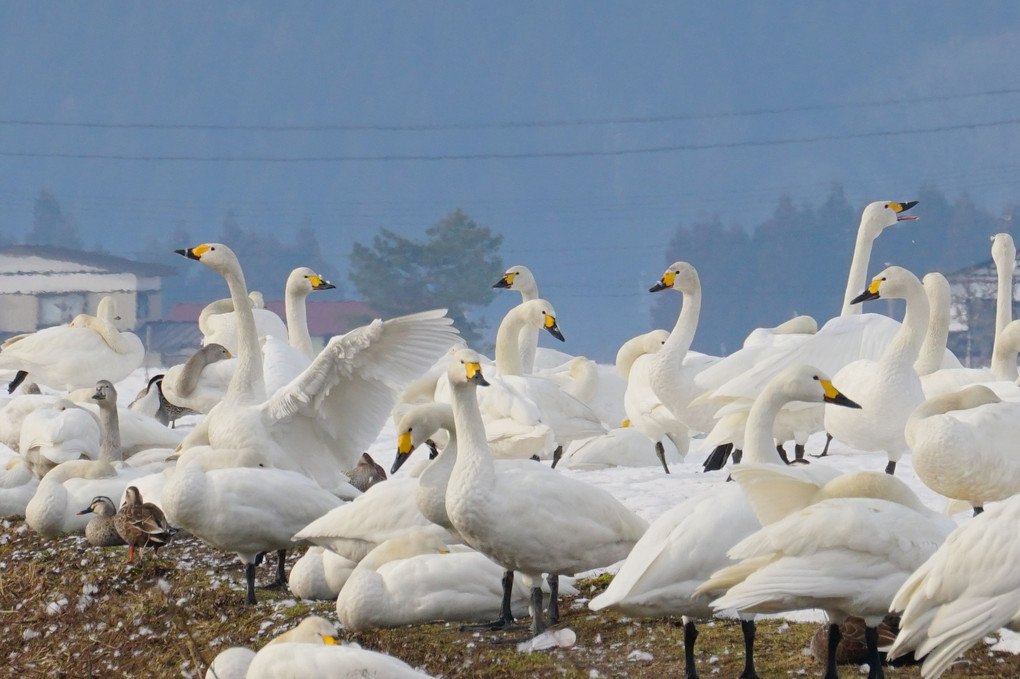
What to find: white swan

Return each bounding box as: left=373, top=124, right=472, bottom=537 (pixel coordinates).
left=589, top=363, right=860, bottom=679
left=0, top=296, right=143, bottom=391
left=840, top=200, right=918, bottom=316
left=175, top=243, right=460, bottom=488
left=288, top=546, right=357, bottom=600
left=215, top=616, right=434, bottom=679
left=161, top=462, right=343, bottom=604
left=888, top=494, right=1020, bottom=679
left=20, top=399, right=100, bottom=478
left=445, top=348, right=647, bottom=636
left=160, top=344, right=234, bottom=415
left=0, top=454, right=38, bottom=517
left=906, top=384, right=1020, bottom=512
left=824, top=265, right=929, bottom=475
left=281, top=266, right=336, bottom=359
left=493, top=264, right=540, bottom=373
left=199, top=291, right=287, bottom=356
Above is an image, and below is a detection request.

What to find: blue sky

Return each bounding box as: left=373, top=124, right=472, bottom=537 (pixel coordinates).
left=1, top=3, right=1019, bottom=359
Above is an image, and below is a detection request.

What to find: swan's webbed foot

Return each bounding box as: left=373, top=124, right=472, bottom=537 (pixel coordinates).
left=776, top=444, right=791, bottom=465
left=739, top=619, right=761, bottom=679
left=823, top=622, right=841, bottom=679
left=461, top=569, right=520, bottom=631
left=884, top=460, right=896, bottom=475
left=655, top=441, right=670, bottom=474
left=811, top=433, right=834, bottom=458
left=484, top=586, right=547, bottom=645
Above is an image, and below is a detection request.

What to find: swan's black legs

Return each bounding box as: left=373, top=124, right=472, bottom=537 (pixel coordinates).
left=885, top=460, right=896, bottom=475
left=683, top=619, right=699, bottom=679
left=263, top=549, right=287, bottom=589
left=546, top=574, right=560, bottom=624
left=655, top=441, right=670, bottom=474
left=529, top=586, right=546, bottom=635
left=812, top=433, right=834, bottom=458
left=244, top=562, right=258, bottom=605
left=795, top=443, right=806, bottom=461
left=776, top=444, right=791, bottom=465
left=551, top=446, right=564, bottom=469
left=973, top=505, right=984, bottom=516
left=865, top=625, right=885, bottom=679
left=461, top=569, right=518, bottom=631
left=824, top=623, right=842, bottom=679
left=739, top=619, right=761, bottom=679
left=702, top=443, right=733, bottom=471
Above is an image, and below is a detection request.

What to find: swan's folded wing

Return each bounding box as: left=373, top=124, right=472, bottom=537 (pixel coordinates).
left=263, top=310, right=459, bottom=475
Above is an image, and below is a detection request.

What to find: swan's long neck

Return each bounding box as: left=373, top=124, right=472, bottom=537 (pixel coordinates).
left=495, top=305, right=528, bottom=376
left=881, top=283, right=930, bottom=369
left=178, top=350, right=210, bottom=396
left=83, top=317, right=132, bottom=354
left=742, top=386, right=788, bottom=465
left=992, top=323, right=1020, bottom=382
left=992, top=257, right=1016, bottom=379
left=909, top=387, right=998, bottom=423
left=286, top=285, right=315, bottom=359
left=659, top=286, right=701, bottom=368
left=222, top=265, right=265, bottom=404
left=448, top=381, right=494, bottom=494
left=841, top=226, right=874, bottom=316
left=97, top=404, right=123, bottom=463
left=915, top=278, right=951, bottom=376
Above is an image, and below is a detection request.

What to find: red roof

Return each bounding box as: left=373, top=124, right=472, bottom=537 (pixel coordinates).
left=166, top=300, right=377, bottom=338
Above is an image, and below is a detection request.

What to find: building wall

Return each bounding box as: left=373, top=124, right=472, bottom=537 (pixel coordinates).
left=0, top=295, right=38, bottom=333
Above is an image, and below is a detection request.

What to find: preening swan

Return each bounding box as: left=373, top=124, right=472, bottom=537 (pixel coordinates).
left=444, top=348, right=647, bottom=637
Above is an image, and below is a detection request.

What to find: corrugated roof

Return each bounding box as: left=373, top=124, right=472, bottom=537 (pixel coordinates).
left=0, top=245, right=177, bottom=277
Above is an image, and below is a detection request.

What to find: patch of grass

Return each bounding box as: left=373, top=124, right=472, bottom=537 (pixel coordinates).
left=2, top=517, right=1018, bottom=678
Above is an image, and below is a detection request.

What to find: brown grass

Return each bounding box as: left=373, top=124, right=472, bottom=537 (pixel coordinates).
left=1, top=517, right=1016, bottom=678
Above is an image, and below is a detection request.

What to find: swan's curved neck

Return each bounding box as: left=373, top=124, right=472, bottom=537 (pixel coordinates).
left=420, top=426, right=458, bottom=486
left=616, top=340, right=648, bottom=381
left=97, top=404, right=123, bottom=463
left=82, top=317, right=132, bottom=354
left=742, top=386, right=788, bottom=465
left=448, top=381, right=494, bottom=491
left=841, top=226, right=874, bottom=317
left=992, top=327, right=1020, bottom=381
left=222, top=264, right=265, bottom=404
left=517, top=280, right=539, bottom=303
left=659, top=287, right=701, bottom=366
left=495, top=305, right=529, bottom=376
left=915, top=282, right=950, bottom=376
left=882, top=284, right=930, bottom=369
left=286, top=285, right=315, bottom=359
left=178, top=350, right=210, bottom=396
left=992, top=258, right=1016, bottom=379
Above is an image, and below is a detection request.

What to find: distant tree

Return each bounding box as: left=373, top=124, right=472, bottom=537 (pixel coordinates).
left=349, top=209, right=504, bottom=347
left=25, top=189, right=82, bottom=248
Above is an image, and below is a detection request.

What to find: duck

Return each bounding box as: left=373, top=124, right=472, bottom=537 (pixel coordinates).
left=824, top=266, right=929, bottom=475
left=0, top=296, right=143, bottom=391
left=493, top=265, right=540, bottom=373
left=888, top=494, right=1020, bottom=679
left=444, top=348, right=647, bottom=637
left=703, top=476, right=954, bottom=679
left=336, top=531, right=575, bottom=631
left=240, top=616, right=434, bottom=679
left=114, top=485, right=175, bottom=562
left=346, top=452, right=387, bottom=492
left=160, top=344, right=234, bottom=415
left=76, top=495, right=126, bottom=547
left=906, top=384, right=1020, bottom=514
left=589, top=363, right=861, bottom=679
left=174, top=243, right=460, bottom=489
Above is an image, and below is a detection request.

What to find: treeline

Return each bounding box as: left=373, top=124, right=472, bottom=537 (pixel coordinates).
left=651, top=184, right=1020, bottom=354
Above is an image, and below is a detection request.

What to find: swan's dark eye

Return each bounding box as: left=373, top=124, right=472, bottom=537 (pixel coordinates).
left=812, top=375, right=819, bottom=381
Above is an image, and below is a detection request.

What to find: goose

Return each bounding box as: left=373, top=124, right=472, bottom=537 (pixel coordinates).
left=493, top=265, right=540, bottom=373
left=906, top=384, right=1020, bottom=513
left=589, top=363, right=861, bottom=679
left=703, top=478, right=954, bottom=679
left=288, top=546, right=357, bottom=600
left=335, top=531, right=575, bottom=631
left=161, top=461, right=344, bottom=604
left=0, top=296, right=143, bottom=391
left=444, top=348, right=647, bottom=638
left=824, top=266, right=929, bottom=475
left=241, top=615, right=434, bottom=679
left=174, top=243, right=460, bottom=489
left=160, top=344, right=234, bottom=415
left=76, top=495, right=126, bottom=547
left=888, top=494, right=1020, bottom=679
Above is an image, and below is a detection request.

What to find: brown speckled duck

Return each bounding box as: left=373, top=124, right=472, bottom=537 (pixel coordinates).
left=77, top=495, right=127, bottom=547
left=347, top=452, right=387, bottom=492
left=114, top=486, right=175, bottom=562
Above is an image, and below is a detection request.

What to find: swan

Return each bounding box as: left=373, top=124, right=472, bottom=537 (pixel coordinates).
left=906, top=384, right=1020, bottom=513
left=288, top=546, right=357, bottom=600
left=335, top=531, right=576, bottom=631
left=214, top=616, right=434, bottom=679
left=444, top=348, right=647, bottom=637
left=161, top=461, right=344, bottom=604
left=174, top=243, right=460, bottom=488
left=0, top=296, right=143, bottom=391
left=589, top=363, right=861, bottom=679
left=888, top=494, right=1020, bottom=679
left=280, top=266, right=336, bottom=359
left=840, top=200, right=919, bottom=315
left=704, top=481, right=953, bottom=679
left=20, top=399, right=100, bottom=478
left=67, top=393, right=184, bottom=455
left=0, top=391, right=59, bottom=451
left=824, top=266, right=929, bottom=475
left=199, top=291, right=287, bottom=355
left=0, top=454, right=38, bottom=517
left=160, top=344, right=234, bottom=415
left=493, top=264, right=540, bottom=373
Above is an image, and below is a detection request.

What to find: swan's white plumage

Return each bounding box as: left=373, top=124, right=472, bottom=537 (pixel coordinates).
left=288, top=546, right=357, bottom=600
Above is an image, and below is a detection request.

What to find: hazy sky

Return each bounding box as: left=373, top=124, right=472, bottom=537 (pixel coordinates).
left=2, top=2, right=1019, bottom=360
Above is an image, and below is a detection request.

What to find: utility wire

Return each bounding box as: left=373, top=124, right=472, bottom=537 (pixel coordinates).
left=0, top=87, right=1018, bottom=132
left=1, top=117, right=1018, bottom=163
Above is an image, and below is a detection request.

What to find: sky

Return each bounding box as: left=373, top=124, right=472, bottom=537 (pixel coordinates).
left=1, top=2, right=1019, bottom=360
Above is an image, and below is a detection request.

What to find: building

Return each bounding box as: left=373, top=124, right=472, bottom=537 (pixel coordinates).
left=946, top=256, right=1020, bottom=367
left=0, top=245, right=175, bottom=338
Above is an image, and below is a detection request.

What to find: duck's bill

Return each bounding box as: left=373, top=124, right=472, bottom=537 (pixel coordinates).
left=76, top=507, right=94, bottom=515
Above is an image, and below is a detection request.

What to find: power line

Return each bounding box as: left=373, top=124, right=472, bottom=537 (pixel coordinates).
left=1, top=87, right=1018, bottom=132
left=2, top=117, right=1018, bottom=163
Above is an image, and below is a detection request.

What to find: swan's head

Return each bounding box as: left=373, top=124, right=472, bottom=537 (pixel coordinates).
left=96, top=296, right=122, bottom=324
left=248, top=291, right=265, bottom=308
left=175, top=243, right=238, bottom=274
left=199, top=343, right=232, bottom=364
left=91, top=380, right=117, bottom=407
left=68, top=314, right=92, bottom=329
left=76, top=495, right=116, bottom=517
left=494, top=265, right=535, bottom=291
left=860, top=200, right=919, bottom=238
left=360, top=532, right=450, bottom=571
left=850, top=265, right=920, bottom=305
left=992, top=232, right=1017, bottom=271
left=922, top=272, right=951, bottom=309
left=777, top=364, right=861, bottom=409
left=650, top=261, right=699, bottom=294
left=392, top=402, right=454, bottom=474
left=448, top=348, right=490, bottom=387
left=288, top=266, right=336, bottom=295
left=520, top=299, right=564, bottom=342
left=274, top=616, right=339, bottom=646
